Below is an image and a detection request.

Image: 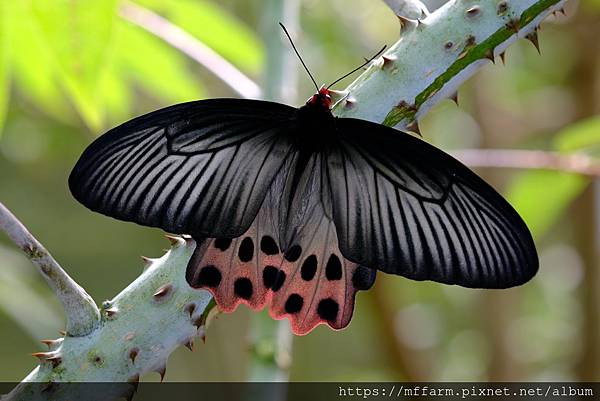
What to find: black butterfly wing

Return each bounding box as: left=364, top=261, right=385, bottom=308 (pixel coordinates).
left=69, top=99, right=298, bottom=238
left=326, top=118, right=538, bottom=288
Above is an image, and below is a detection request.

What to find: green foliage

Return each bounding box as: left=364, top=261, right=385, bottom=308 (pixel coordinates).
left=507, top=116, right=600, bottom=238
left=5, top=2, right=72, bottom=124
left=31, top=0, right=119, bottom=131
left=554, top=115, right=600, bottom=154
left=0, top=2, right=9, bottom=134
left=0, top=0, right=263, bottom=135
left=135, top=0, right=263, bottom=74
left=114, top=23, right=204, bottom=106
left=508, top=170, right=587, bottom=238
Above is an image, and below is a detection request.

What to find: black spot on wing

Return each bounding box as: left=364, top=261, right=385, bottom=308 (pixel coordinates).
left=284, top=245, right=302, bottom=262
left=272, top=271, right=286, bottom=292
left=238, top=237, right=254, bottom=262
left=214, top=238, right=232, bottom=251
left=263, top=266, right=279, bottom=288
left=300, top=255, right=318, bottom=281
left=285, top=294, right=304, bottom=314
left=317, top=298, right=339, bottom=322
left=325, top=254, right=342, bottom=280
left=260, top=235, right=279, bottom=255
left=234, top=277, right=253, bottom=299
left=190, top=265, right=221, bottom=288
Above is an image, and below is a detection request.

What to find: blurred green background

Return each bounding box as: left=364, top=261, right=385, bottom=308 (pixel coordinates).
left=1, top=0, right=599, bottom=383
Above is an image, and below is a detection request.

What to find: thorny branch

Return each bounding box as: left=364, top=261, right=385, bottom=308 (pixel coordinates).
left=0, top=202, right=100, bottom=337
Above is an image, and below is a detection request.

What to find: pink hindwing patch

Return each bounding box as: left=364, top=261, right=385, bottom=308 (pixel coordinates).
left=186, top=203, right=376, bottom=335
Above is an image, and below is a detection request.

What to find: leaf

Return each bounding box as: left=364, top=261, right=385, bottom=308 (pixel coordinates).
left=115, top=22, right=204, bottom=104
left=507, top=116, right=600, bottom=239
left=4, top=2, right=71, bottom=122
left=30, top=0, right=119, bottom=131
left=132, top=0, right=264, bottom=74
left=506, top=170, right=588, bottom=239
left=553, top=115, right=600, bottom=154
left=0, top=2, right=9, bottom=137
left=98, top=62, right=133, bottom=126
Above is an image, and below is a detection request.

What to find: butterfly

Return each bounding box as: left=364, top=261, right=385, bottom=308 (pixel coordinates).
left=69, top=26, right=538, bottom=335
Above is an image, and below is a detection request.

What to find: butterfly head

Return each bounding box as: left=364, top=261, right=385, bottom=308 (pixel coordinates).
left=305, top=87, right=332, bottom=112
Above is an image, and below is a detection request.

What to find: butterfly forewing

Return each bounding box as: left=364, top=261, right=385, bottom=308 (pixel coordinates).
left=326, top=118, right=538, bottom=288
left=69, top=99, right=298, bottom=238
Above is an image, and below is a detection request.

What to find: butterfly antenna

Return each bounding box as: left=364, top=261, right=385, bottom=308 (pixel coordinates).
left=279, top=22, right=319, bottom=91
left=326, top=45, right=387, bottom=89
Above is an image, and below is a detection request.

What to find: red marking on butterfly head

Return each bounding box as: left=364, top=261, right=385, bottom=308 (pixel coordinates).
left=305, top=87, right=332, bottom=112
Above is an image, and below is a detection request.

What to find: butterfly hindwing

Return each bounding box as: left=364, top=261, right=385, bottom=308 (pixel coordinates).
left=69, top=99, right=298, bottom=238
left=326, top=118, right=538, bottom=288
left=186, top=163, right=376, bottom=335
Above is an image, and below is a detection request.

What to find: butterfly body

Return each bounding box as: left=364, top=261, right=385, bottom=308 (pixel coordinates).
left=70, top=89, right=538, bottom=334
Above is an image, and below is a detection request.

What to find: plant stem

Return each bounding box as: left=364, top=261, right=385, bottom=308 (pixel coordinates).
left=0, top=202, right=100, bottom=337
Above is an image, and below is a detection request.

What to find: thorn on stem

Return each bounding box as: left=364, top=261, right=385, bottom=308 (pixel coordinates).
left=32, top=351, right=62, bottom=367
left=141, top=256, right=154, bottom=269
left=465, top=6, right=481, bottom=18
left=129, top=348, right=139, bottom=364
left=344, top=97, right=357, bottom=110
left=31, top=352, right=53, bottom=361
left=450, top=92, right=459, bottom=105
left=382, top=55, right=397, bottom=70
left=328, top=89, right=349, bottom=103
left=183, top=235, right=195, bottom=247
left=185, top=303, right=196, bottom=318
left=153, top=283, right=173, bottom=301
left=398, top=15, right=410, bottom=29
left=525, top=31, right=540, bottom=54
left=395, top=100, right=417, bottom=113
left=165, top=234, right=185, bottom=247
left=193, top=315, right=205, bottom=329
left=41, top=339, right=62, bottom=350
left=506, top=18, right=520, bottom=34
left=156, top=365, right=167, bottom=382
left=406, top=120, right=422, bottom=137
left=105, top=307, right=118, bottom=318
